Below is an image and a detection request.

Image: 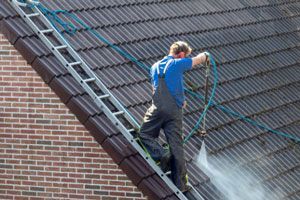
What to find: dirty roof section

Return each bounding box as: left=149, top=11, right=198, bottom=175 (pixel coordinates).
left=1, top=0, right=300, bottom=199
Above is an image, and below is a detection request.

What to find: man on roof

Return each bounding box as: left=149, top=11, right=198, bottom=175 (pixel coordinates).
left=139, top=41, right=208, bottom=193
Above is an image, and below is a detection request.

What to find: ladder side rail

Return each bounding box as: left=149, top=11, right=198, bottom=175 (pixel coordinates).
left=9, top=1, right=191, bottom=199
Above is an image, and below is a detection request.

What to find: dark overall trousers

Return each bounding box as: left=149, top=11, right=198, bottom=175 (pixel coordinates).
left=139, top=61, right=188, bottom=192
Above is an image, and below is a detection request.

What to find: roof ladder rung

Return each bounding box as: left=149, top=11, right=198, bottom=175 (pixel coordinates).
left=26, top=12, right=40, bottom=18
left=84, top=78, right=96, bottom=83
left=165, top=171, right=171, bottom=176
left=113, top=111, right=124, bottom=116
left=54, top=45, right=68, bottom=50
left=68, top=61, right=82, bottom=66
left=98, top=94, right=110, bottom=99
left=40, top=29, right=54, bottom=34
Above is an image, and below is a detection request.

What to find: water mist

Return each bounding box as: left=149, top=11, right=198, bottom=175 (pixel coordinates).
left=196, top=144, right=283, bottom=200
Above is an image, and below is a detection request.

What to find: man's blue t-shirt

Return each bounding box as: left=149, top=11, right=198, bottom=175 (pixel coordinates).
left=151, top=56, right=193, bottom=108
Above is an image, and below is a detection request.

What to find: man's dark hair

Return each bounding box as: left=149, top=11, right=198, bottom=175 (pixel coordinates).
left=169, top=41, right=192, bottom=56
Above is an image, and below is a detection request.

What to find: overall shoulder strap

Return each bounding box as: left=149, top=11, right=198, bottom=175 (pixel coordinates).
left=157, top=59, right=173, bottom=78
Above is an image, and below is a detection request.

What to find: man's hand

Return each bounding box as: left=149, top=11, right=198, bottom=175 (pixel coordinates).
left=183, top=101, right=187, bottom=109
left=192, top=52, right=209, bottom=68
left=204, top=52, right=210, bottom=65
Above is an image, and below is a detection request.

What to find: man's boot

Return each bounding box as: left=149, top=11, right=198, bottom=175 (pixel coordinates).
left=160, top=151, right=171, bottom=173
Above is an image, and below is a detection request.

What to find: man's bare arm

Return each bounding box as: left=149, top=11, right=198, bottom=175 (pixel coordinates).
left=192, top=52, right=209, bottom=68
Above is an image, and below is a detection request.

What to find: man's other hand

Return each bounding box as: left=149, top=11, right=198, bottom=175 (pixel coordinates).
left=183, top=101, right=187, bottom=109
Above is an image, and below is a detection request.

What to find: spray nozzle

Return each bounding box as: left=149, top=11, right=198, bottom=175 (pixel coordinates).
left=196, top=129, right=207, bottom=139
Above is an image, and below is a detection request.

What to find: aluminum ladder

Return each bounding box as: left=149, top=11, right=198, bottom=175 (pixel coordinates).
left=9, top=1, right=205, bottom=199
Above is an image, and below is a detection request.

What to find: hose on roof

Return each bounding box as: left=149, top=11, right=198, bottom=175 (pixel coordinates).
left=24, top=1, right=300, bottom=143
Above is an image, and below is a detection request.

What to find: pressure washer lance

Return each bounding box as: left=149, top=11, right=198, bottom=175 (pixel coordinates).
left=198, top=54, right=210, bottom=140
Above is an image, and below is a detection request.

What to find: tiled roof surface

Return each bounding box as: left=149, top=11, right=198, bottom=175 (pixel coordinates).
left=1, top=0, right=300, bottom=199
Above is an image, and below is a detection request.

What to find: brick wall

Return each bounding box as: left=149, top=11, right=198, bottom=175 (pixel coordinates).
left=0, top=33, right=146, bottom=200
